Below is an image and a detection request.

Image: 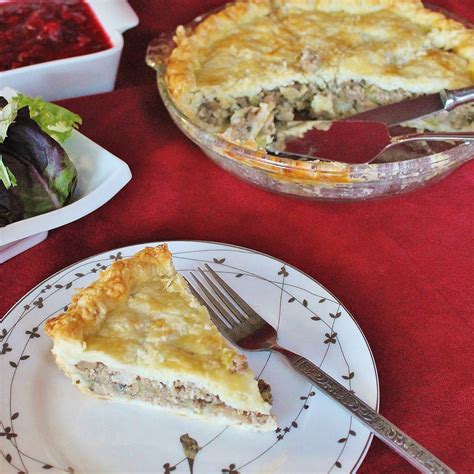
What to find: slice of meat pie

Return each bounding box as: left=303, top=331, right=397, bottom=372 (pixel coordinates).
left=45, top=245, right=276, bottom=431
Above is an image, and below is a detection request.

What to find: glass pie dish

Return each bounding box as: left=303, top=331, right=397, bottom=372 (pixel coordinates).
left=146, top=6, right=474, bottom=201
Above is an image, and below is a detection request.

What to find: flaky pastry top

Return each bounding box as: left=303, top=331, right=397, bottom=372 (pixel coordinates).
left=45, top=245, right=270, bottom=413
left=165, top=0, right=474, bottom=118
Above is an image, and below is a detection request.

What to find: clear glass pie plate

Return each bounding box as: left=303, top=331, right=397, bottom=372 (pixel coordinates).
left=146, top=7, right=473, bottom=201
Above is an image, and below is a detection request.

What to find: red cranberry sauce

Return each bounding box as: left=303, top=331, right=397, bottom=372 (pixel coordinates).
left=0, top=0, right=112, bottom=71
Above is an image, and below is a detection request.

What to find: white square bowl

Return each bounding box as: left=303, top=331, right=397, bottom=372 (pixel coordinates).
left=0, top=0, right=139, bottom=101
left=0, top=87, right=132, bottom=262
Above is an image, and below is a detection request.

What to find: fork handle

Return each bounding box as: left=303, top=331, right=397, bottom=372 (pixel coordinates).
left=276, top=348, right=453, bottom=473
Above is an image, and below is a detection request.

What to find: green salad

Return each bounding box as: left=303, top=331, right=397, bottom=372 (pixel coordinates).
left=0, top=94, right=82, bottom=226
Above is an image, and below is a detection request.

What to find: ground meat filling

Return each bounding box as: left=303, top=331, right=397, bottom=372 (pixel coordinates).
left=75, top=362, right=272, bottom=427
left=196, top=80, right=474, bottom=145
left=198, top=81, right=418, bottom=127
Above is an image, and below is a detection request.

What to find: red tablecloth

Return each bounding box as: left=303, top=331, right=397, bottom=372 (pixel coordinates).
left=1, top=1, right=473, bottom=472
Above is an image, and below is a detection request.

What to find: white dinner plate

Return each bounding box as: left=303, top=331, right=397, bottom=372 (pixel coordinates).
left=0, top=241, right=379, bottom=473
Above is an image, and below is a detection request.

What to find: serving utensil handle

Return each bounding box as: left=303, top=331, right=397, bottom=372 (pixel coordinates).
left=389, top=132, right=474, bottom=150
left=278, top=349, right=454, bottom=473
left=442, top=87, right=474, bottom=111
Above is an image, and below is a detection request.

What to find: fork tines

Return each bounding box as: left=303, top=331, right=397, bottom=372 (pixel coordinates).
left=186, top=264, right=266, bottom=339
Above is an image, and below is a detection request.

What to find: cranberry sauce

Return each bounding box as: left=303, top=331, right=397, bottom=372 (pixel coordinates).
left=0, top=0, right=112, bottom=71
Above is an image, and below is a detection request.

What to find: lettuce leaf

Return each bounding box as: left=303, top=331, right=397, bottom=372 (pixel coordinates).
left=0, top=103, right=77, bottom=226
left=0, top=98, right=18, bottom=143
left=0, top=156, right=17, bottom=189
left=13, top=93, right=82, bottom=143
left=0, top=181, right=23, bottom=226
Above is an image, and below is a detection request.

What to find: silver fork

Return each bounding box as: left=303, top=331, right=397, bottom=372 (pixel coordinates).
left=188, top=264, right=453, bottom=474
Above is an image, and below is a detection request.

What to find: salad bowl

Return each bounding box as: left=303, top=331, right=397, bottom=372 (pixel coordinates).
left=0, top=87, right=131, bottom=263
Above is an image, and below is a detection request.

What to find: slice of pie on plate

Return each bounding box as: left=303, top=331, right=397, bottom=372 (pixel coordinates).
left=45, top=244, right=276, bottom=431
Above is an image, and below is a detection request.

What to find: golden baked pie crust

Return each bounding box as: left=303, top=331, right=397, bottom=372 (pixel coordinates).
left=45, top=245, right=275, bottom=428
left=46, top=245, right=175, bottom=343
left=165, top=0, right=473, bottom=119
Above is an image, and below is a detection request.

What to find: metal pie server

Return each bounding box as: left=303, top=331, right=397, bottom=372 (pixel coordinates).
left=347, top=86, right=474, bottom=126
left=268, top=87, right=474, bottom=164
left=269, top=121, right=474, bottom=165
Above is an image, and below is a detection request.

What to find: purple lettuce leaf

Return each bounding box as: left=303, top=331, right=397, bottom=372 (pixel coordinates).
left=1, top=105, right=77, bottom=222
left=0, top=179, right=23, bottom=226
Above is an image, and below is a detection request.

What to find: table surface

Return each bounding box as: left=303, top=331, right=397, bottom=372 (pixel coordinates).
left=1, top=1, right=473, bottom=472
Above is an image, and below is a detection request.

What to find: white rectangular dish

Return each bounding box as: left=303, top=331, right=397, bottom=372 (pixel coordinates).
left=0, top=87, right=132, bottom=261
left=0, top=0, right=139, bottom=101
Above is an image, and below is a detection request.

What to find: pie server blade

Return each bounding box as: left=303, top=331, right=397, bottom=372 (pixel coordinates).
left=268, top=121, right=474, bottom=165
left=345, top=86, right=474, bottom=126
left=346, top=94, right=444, bottom=126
